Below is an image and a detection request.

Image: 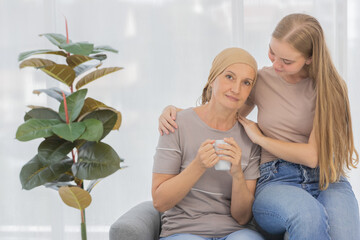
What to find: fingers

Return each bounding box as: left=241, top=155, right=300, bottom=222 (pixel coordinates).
left=197, top=139, right=218, bottom=168
left=158, top=106, right=179, bottom=135
left=237, top=115, right=249, bottom=126
left=165, top=106, right=178, bottom=129
left=169, top=106, right=177, bottom=121
left=216, top=138, right=242, bottom=164
left=200, top=139, right=216, bottom=151
left=159, top=116, right=174, bottom=135
left=158, top=127, right=163, bottom=136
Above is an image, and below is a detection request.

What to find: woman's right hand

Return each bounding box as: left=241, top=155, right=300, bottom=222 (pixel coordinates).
left=195, top=139, right=218, bottom=169
left=158, top=105, right=179, bottom=135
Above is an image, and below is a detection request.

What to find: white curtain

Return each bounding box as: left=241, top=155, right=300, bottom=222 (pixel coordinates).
left=1, top=0, right=359, bottom=239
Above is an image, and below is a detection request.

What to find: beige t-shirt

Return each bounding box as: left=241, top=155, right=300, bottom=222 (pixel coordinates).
left=153, top=108, right=260, bottom=238
left=247, top=66, right=316, bottom=165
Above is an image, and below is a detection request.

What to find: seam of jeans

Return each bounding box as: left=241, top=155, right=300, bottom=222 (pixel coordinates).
left=253, top=209, right=288, bottom=226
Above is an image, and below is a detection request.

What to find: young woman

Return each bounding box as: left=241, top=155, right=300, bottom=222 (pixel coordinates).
left=158, top=13, right=359, bottom=240
left=152, top=48, right=264, bottom=240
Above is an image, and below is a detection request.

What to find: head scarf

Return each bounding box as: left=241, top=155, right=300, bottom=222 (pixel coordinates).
left=209, top=47, right=257, bottom=83
left=202, top=47, right=258, bottom=104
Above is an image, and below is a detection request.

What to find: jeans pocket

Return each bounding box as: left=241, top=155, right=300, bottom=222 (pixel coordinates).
left=257, top=164, right=275, bottom=187
left=257, top=170, right=272, bottom=185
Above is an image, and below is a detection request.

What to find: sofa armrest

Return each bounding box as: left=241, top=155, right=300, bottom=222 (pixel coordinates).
left=109, top=201, right=161, bottom=240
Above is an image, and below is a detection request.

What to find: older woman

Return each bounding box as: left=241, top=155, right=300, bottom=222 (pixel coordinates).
left=152, top=48, right=264, bottom=240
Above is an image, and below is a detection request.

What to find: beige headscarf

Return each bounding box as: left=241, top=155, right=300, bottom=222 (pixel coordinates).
left=201, top=47, right=258, bottom=104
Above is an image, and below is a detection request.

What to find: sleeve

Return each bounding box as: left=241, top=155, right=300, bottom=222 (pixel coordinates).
left=242, top=144, right=260, bottom=180
left=152, top=125, right=182, bottom=174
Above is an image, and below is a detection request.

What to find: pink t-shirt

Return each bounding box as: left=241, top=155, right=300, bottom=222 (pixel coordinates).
left=247, top=66, right=316, bottom=165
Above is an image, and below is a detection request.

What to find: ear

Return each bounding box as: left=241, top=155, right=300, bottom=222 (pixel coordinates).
left=305, top=57, right=312, bottom=65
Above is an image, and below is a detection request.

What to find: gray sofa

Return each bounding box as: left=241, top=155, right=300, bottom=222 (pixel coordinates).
left=109, top=201, right=288, bottom=240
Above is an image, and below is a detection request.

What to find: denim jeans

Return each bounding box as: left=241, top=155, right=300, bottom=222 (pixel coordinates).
left=253, top=159, right=360, bottom=240
left=160, top=229, right=265, bottom=240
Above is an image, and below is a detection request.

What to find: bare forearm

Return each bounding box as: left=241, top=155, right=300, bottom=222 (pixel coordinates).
left=230, top=174, right=255, bottom=225
left=237, top=103, right=255, bottom=118
left=152, top=161, right=205, bottom=212
left=258, top=136, right=318, bottom=168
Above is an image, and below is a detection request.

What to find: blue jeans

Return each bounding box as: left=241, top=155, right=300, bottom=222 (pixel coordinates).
left=160, top=229, right=265, bottom=240
left=253, top=159, right=360, bottom=240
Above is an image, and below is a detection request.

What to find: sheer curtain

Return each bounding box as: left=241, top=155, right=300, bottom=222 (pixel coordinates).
left=1, top=0, right=358, bottom=239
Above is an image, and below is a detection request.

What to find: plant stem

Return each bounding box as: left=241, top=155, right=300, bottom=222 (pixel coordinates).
left=71, top=150, right=76, bottom=163
left=61, top=91, right=69, bottom=124
left=81, top=209, right=87, bottom=240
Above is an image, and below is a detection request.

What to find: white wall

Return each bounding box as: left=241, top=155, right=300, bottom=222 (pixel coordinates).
left=0, top=0, right=359, bottom=239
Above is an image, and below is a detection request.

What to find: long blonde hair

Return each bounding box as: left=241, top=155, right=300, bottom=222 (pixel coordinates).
left=273, top=13, right=358, bottom=189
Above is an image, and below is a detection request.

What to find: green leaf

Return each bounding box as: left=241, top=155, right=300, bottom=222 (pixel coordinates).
left=72, top=142, right=122, bottom=180
left=86, top=179, right=102, bottom=193
left=38, top=138, right=75, bottom=164
left=52, top=122, right=86, bottom=142
left=92, top=45, right=119, bottom=54
left=24, top=108, right=62, bottom=121
left=16, top=119, right=62, bottom=141
left=56, top=173, right=75, bottom=182
left=40, top=33, right=70, bottom=47
left=75, top=67, right=123, bottom=90
left=82, top=110, right=117, bottom=140
left=78, top=97, right=122, bottom=130
left=40, top=64, right=76, bottom=86
left=60, top=42, right=94, bottom=55
left=79, top=119, right=103, bottom=142
left=73, top=62, right=101, bottom=77
left=89, top=54, right=107, bottom=61
left=20, top=154, right=73, bottom=190
left=44, top=181, right=75, bottom=191
left=32, top=87, right=70, bottom=102
left=18, top=49, right=67, bottom=62
left=59, top=186, right=92, bottom=210
left=59, top=89, right=88, bottom=122
left=44, top=172, right=76, bottom=190
left=19, top=58, right=56, bottom=69
left=66, top=55, right=93, bottom=68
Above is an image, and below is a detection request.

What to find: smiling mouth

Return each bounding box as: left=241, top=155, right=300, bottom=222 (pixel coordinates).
left=226, top=95, right=239, bottom=101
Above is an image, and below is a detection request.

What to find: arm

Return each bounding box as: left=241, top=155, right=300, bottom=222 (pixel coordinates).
left=159, top=103, right=255, bottom=135
left=237, top=101, right=255, bottom=118
left=231, top=179, right=256, bottom=225
left=218, top=138, right=256, bottom=225
left=152, top=139, right=218, bottom=212
left=238, top=116, right=318, bottom=168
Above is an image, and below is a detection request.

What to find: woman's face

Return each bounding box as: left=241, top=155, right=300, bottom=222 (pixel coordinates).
left=211, top=63, right=255, bottom=110
left=268, top=37, right=312, bottom=80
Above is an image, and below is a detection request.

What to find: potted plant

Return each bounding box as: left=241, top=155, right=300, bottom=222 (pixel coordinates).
left=15, top=22, right=123, bottom=240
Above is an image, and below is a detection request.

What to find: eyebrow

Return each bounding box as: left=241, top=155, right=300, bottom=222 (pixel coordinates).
left=226, top=70, right=254, bottom=82
left=269, top=45, right=294, bottom=62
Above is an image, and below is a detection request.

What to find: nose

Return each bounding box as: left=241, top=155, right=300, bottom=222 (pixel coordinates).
left=273, top=58, right=282, bottom=70
left=231, top=81, right=241, bottom=94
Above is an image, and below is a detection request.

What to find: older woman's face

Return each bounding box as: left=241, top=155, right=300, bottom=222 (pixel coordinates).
left=211, top=63, right=255, bottom=110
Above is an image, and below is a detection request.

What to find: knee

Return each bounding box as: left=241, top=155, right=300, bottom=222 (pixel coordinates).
left=289, top=204, right=329, bottom=231
left=227, top=229, right=265, bottom=240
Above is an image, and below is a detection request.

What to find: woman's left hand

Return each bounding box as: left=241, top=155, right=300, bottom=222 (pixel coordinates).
left=237, top=115, right=264, bottom=145
left=217, top=137, right=243, bottom=177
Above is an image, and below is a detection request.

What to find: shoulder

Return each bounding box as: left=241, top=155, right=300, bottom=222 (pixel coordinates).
left=258, top=66, right=276, bottom=80
left=176, top=108, right=196, bottom=124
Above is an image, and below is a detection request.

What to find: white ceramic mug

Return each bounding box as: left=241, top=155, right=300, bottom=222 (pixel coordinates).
left=213, top=139, right=231, bottom=171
